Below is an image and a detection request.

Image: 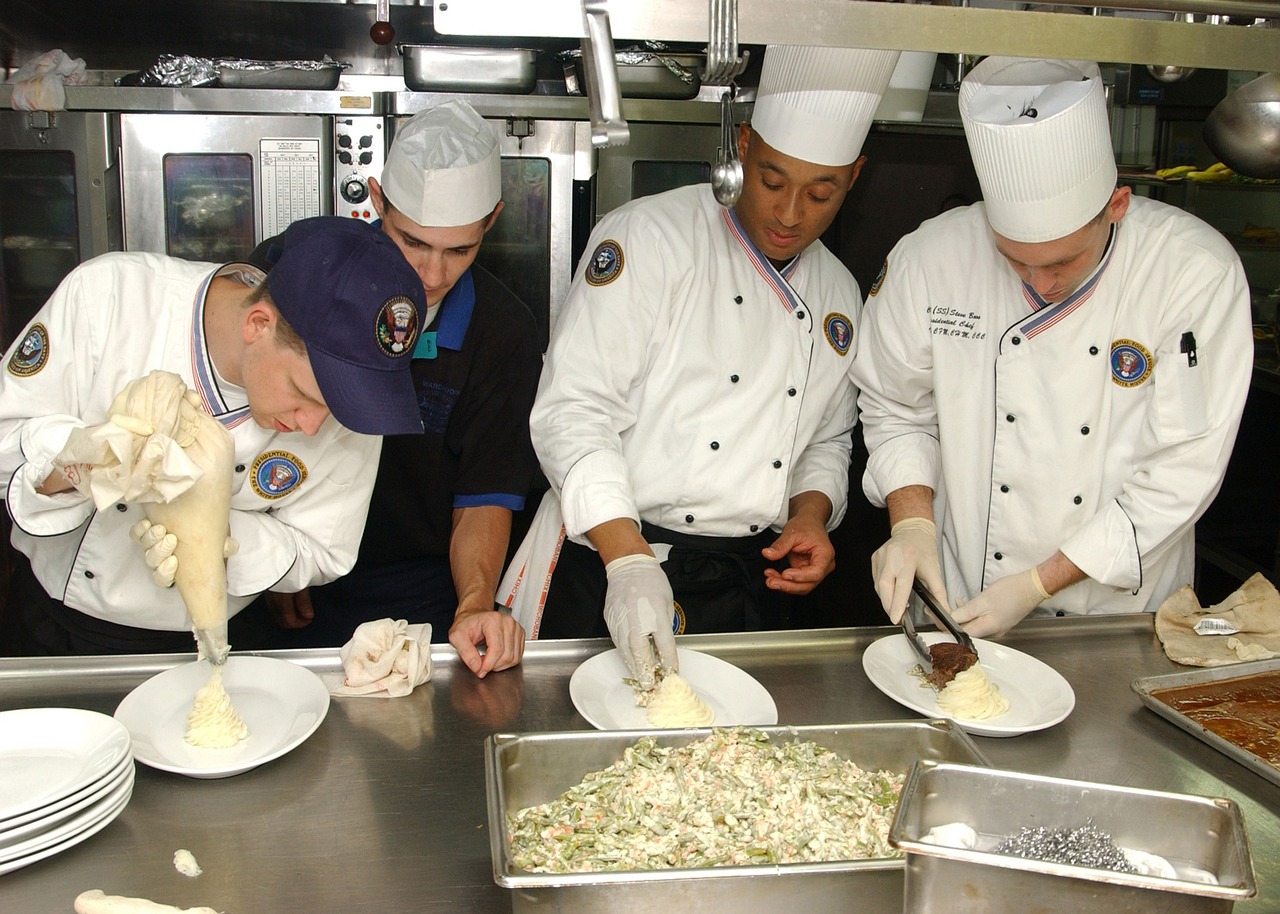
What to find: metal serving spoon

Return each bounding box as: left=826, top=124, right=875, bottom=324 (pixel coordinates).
left=711, top=89, right=743, bottom=207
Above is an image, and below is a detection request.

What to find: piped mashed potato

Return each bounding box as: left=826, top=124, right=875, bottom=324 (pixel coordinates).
left=645, top=673, right=715, bottom=727
left=933, top=664, right=1009, bottom=721
left=184, top=665, right=248, bottom=749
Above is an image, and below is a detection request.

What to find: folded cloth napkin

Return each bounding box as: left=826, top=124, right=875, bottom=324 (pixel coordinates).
left=10, top=49, right=87, bottom=111
left=1155, top=572, right=1280, bottom=666
left=332, top=618, right=432, bottom=697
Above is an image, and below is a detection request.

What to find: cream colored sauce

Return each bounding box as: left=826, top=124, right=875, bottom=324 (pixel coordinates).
left=184, top=665, right=248, bottom=749
left=935, top=664, right=1009, bottom=721
left=645, top=673, right=715, bottom=727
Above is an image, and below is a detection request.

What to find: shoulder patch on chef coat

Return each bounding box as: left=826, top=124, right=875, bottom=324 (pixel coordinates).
left=824, top=313, right=854, bottom=356
left=585, top=240, right=624, bottom=286
left=1110, top=339, right=1154, bottom=387
left=869, top=259, right=888, bottom=297
left=250, top=450, right=308, bottom=499
left=7, top=324, right=49, bottom=377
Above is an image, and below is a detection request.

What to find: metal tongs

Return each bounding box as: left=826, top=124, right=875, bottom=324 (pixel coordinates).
left=902, top=579, right=978, bottom=671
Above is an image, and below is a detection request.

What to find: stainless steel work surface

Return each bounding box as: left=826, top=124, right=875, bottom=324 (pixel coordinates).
left=1, top=615, right=1278, bottom=912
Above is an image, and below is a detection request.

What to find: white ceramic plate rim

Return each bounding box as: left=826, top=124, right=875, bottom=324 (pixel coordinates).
left=569, top=647, right=778, bottom=730
left=0, top=748, right=134, bottom=832
left=0, top=754, right=133, bottom=849
left=114, top=655, right=330, bottom=778
left=0, top=780, right=132, bottom=876
left=861, top=632, right=1076, bottom=737
left=0, top=708, right=131, bottom=822
left=0, top=766, right=133, bottom=862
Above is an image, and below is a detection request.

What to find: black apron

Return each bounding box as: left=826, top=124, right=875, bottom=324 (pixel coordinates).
left=538, top=522, right=791, bottom=638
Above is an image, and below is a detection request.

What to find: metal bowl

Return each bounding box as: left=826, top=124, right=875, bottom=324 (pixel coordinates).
left=1203, top=72, right=1280, bottom=179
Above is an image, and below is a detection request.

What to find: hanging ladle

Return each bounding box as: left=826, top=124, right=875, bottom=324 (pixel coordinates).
left=711, top=89, right=743, bottom=207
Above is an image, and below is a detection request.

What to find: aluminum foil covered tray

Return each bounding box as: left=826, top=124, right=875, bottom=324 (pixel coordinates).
left=891, top=761, right=1256, bottom=914
left=115, top=54, right=346, bottom=89
left=484, top=721, right=989, bottom=914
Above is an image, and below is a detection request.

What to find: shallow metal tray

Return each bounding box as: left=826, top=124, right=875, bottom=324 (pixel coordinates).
left=1132, top=658, right=1280, bottom=789
left=217, top=62, right=343, bottom=90
left=891, top=760, right=1256, bottom=913
left=401, top=45, right=537, bottom=93
left=484, top=720, right=990, bottom=914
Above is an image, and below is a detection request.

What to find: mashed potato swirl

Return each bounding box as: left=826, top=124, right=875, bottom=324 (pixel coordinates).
left=185, top=665, right=249, bottom=748
left=645, top=673, right=715, bottom=727
left=935, top=664, right=1008, bottom=721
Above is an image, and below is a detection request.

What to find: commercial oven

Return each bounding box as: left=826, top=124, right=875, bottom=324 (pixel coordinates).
left=120, top=112, right=333, bottom=264
left=0, top=109, right=121, bottom=348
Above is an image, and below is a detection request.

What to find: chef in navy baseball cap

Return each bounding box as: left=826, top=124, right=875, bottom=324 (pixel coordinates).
left=267, top=216, right=427, bottom=435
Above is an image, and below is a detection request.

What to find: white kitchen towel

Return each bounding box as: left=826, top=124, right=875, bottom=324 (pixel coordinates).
left=498, top=488, right=567, bottom=638
left=332, top=618, right=433, bottom=697
left=10, top=49, right=87, bottom=112
left=1155, top=572, right=1280, bottom=666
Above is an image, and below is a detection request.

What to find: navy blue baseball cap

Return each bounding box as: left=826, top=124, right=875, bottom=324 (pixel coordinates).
left=266, top=217, right=426, bottom=435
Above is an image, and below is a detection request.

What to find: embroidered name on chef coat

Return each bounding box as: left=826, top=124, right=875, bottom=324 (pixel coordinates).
left=585, top=240, right=624, bottom=286
left=1110, top=339, right=1154, bottom=387
left=869, top=259, right=888, bottom=298
left=7, top=324, right=49, bottom=377
left=824, top=313, right=854, bottom=356
left=251, top=450, right=308, bottom=499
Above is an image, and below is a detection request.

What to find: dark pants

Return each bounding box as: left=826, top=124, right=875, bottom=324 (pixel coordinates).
left=229, top=555, right=458, bottom=649
left=0, top=553, right=194, bottom=656
left=538, top=523, right=791, bottom=639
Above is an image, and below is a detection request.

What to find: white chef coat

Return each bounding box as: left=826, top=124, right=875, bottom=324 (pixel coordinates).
left=0, top=252, right=382, bottom=631
left=851, top=196, right=1252, bottom=615
left=532, top=183, right=859, bottom=541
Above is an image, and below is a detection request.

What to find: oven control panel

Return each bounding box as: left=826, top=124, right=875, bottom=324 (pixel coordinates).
left=334, top=116, right=386, bottom=223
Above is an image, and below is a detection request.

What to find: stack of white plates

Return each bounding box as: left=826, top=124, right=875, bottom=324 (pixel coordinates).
left=0, top=707, right=135, bottom=875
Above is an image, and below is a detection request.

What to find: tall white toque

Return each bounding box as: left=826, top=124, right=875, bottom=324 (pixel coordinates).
left=960, top=56, right=1117, bottom=243
left=751, top=44, right=902, bottom=167
left=380, top=98, right=502, bottom=227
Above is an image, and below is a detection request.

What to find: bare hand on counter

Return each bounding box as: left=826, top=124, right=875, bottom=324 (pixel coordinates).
left=872, top=517, right=949, bottom=624
left=449, top=608, right=525, bottom=678
left=265, top=588, right=316, bottom=630
left=951, top=567, right=1050, bottom=638
left=603, top=553, right=678, bottom=689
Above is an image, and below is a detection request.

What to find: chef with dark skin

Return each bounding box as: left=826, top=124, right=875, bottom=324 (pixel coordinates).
left=504, top=45, right=901, bottom=687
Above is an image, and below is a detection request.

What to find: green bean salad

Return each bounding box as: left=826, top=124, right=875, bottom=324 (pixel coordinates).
left=507, top=727, right=904, bottom=873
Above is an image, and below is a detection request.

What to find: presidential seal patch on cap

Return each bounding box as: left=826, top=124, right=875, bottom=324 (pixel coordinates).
left=251, top=450, right=309, bottom=500
left=1110, top=339, right=1153, bottom=387
left=824, top=313, right=854, bottom=356
left=377, top=296, right=420, bottom=357
left=7, top=324, right=49, bottom=377
left=585, top=240, right=624, bottom=287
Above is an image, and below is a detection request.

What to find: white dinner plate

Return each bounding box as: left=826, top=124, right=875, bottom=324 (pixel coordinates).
left=0, top=776, right=133, bottom=876
left=862, top=633, right=1075, bottom=737
left=0, top=764, right=133, bottom=863
left=569, top=647, right=778, bottom=730
left=0, top=749, right=134, bottom=834
left=114, top=656, right=330, bottom=779
left=0, top=708, right=131, bottom=823
left=0, top=754, right=132, bottom=849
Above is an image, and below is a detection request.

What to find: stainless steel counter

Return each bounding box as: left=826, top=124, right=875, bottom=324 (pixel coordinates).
left=1, top=614, right=1277, bottom=912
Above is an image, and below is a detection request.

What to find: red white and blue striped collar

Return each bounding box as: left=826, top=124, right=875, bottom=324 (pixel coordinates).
left=1017, top=225, right=1117, bottom=340
left=722, top=207, right=804, bottom=314
left=190, top=265, right=255, bottom=430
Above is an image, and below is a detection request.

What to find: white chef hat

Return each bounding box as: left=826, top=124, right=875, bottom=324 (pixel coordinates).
left=960, top=56, right=1117, bottom=243
left=751, top=44, right=901, bottom=167
left=380, top=98, right=501, bottom=227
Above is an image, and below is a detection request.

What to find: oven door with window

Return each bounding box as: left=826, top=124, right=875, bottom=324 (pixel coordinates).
left=594, top=120, right=719, bottom=220
left=0, top=110, right=121, bottom=348
left=121, top=113, right=331, bottom=265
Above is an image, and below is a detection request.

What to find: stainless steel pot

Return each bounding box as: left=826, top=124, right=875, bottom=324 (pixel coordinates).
left=1203, top=72, right=1280, bottom=179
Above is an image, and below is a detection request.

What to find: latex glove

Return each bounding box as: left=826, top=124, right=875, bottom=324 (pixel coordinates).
left=603, top=553, right=678, bottom=690
left=129, top=518, right=238, bottom=589
left=108, top=370, right=203, bottom=448
left=871, top=517, right=947, bottom=624
left=950, top=567, right=1050, bottom=639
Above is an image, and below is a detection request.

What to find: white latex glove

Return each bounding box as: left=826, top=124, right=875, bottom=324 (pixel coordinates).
left=603, top=553, right=678, bottom=690
left=129, top=518, right=238, bottom=589
left=870, top=517, right=948, bottom=623
left=108, top=370, right=204, bottom=448
left=950, top=567, right=1050, bottom=638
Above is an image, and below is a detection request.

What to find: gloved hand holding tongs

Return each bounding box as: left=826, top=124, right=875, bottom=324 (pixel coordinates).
left=902, top=578, right=980, bottom=689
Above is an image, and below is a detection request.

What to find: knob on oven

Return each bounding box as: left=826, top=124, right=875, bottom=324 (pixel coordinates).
left=340, top=175, right=369, bottom=205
